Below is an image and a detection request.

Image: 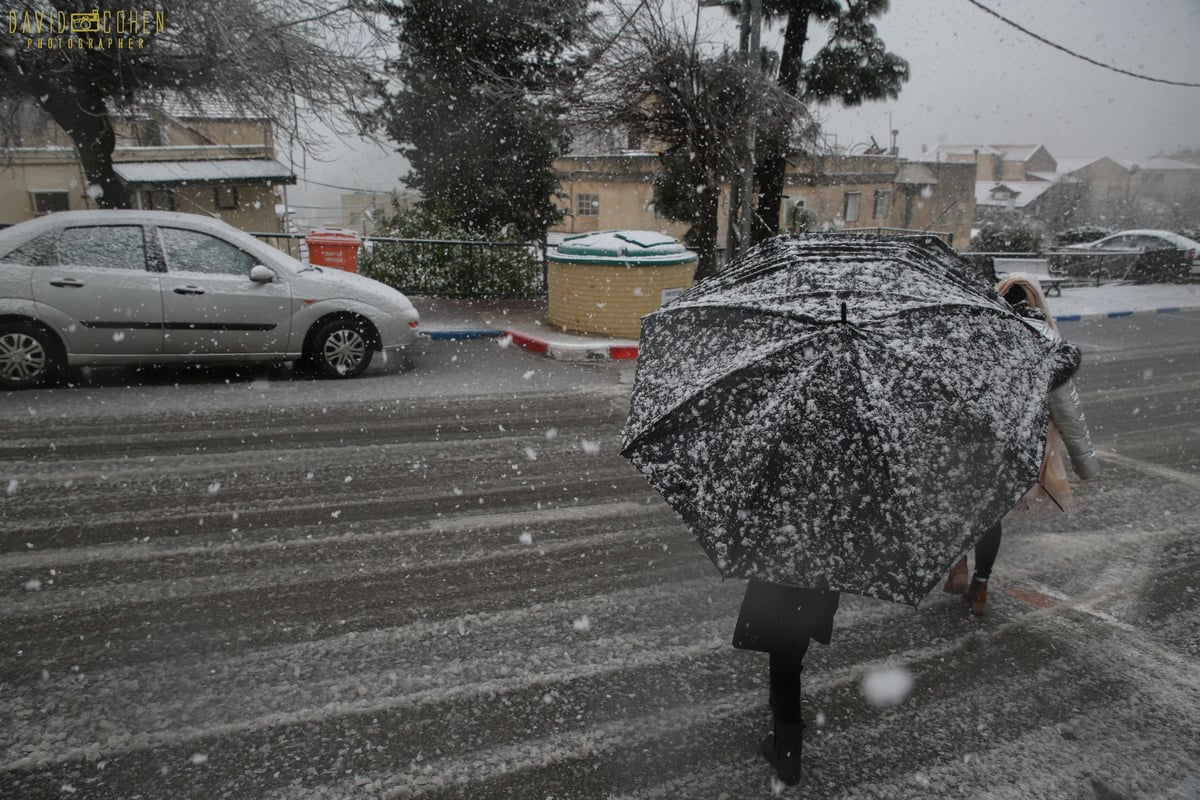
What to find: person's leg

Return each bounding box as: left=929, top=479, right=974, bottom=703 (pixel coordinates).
left=968, top=522, right=1002, bottom=615
left=765, top=648, right=807, bottom=784
left=973, top=521, right=1002, bottom=580
left=769, top=650, right=806, bottom=724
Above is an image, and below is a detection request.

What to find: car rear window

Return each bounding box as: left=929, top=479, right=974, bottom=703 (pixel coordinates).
left=57, top=226, right=148, bottom=271
left=0, top=232, right=57, bottom=266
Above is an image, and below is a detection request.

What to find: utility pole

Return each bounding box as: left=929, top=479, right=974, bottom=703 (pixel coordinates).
left=704, top=0, right=762, bottom=264
left=737, top=0, right=762, bottom=261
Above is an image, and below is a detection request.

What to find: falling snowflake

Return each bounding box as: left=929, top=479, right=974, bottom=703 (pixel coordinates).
left=519, top=531, right=533, bottom=545
left=573, top=615, right=591, bottom=632
left=207, top=482, right=221, bottom=494
left=580, top=440, right=601, bottom=456
left=862, top=667, right=913, bottom=707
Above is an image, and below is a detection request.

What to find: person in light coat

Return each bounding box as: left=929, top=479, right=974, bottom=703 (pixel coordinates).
left=944, top=273, right=1099, bottom=614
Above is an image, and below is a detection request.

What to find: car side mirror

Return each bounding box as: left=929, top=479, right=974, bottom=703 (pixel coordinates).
left=249, top=264, right=275, bottom=283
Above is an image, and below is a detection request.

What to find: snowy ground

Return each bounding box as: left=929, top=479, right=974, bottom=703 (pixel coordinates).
left=1046, top=282, right=1200, bottom=318
left=1, top=336, right=1197, bottom=799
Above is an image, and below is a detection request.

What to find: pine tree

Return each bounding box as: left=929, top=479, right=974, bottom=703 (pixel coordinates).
left=374, top=0, right=592, bottom=241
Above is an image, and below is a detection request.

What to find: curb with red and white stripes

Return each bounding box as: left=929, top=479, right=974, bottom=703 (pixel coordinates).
left=424, top=327, right=638, bottom=361
left=424, top=301, right=1200, bottom=360
left=504, top=330, right=639, bottom=361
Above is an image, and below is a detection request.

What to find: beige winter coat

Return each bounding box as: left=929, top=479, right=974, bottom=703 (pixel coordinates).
left=996, top=273, right=1099, bottom=513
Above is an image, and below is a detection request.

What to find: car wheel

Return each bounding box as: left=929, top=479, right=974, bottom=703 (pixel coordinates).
left=0, top=321, right=64, bottom=389
left=307, top=318, right=374, bottom=379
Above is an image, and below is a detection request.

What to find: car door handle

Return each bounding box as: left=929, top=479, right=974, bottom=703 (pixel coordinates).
left=174, top=286, right=207, bottom=295
left=49, top=278, right=85, bottom=288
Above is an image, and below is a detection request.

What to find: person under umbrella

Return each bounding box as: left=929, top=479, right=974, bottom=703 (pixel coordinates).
left=622, top=234, right=1076, bottom=786
left=942, top=273, right=1099, bottom=614
left=731, top=580, right=838, bottom=784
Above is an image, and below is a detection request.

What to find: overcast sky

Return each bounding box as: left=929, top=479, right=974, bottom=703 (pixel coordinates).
left=287, top=0, right=1200, bottom=228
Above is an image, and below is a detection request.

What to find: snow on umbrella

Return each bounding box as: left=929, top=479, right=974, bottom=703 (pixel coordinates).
left=620, top=234, right=1061, bottom=606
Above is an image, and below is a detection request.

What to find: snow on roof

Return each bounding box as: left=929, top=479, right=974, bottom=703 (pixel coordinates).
left=989, top=145, right=1044, bottom=161
left=114, top=159, right=296, bottom=188
left=1052, top=157, right=1107, bottom=174
left=895, top=162, right=938, bottom=185
left=974, top=181, right=1057, bottom=208
left=920, top=144, right=1047, bottom=163
left=1132, top=157, right=1200, bottom=172
left=923, top=144, right=1003, bottom=158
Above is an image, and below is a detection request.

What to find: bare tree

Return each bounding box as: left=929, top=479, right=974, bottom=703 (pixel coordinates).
left=1, top=0, right=383, bottom=208
left=575, top=3, right=812, bottom=275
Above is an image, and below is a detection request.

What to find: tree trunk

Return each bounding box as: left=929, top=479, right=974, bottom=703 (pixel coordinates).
left=39, top=91, right=131, bottom=210
left=752, top=11, right=809, bottom=244
left=693, top=177, right=722, bottom=279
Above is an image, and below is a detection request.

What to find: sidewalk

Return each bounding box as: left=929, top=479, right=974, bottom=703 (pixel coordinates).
left=413, top=283, right=1200, bottom=361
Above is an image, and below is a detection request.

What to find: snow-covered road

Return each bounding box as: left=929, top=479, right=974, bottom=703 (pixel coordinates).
left=0, top=341, right=1197, bottom=799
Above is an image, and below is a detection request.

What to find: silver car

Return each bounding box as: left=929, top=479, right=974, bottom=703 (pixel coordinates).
left=1067, top=228, right=1200, bottom=275
left=0, top=210, right=420, bottom=388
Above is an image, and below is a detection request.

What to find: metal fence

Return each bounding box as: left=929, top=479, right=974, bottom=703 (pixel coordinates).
left=962, top=249, right=1191, bottom=286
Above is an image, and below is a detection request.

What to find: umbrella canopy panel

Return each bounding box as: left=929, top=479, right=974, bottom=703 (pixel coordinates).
left=622, top=235, right=1062, bottom=606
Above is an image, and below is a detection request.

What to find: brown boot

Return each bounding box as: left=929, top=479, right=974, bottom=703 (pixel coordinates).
left=943, top=557, right=969, bottom=594
left=965, top=576, right=988, bottom=616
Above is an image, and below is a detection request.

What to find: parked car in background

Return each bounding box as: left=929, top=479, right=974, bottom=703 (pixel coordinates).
left=1066, top=229, right=1200, bottom=274
left=0, top=210, right=420, bottom=389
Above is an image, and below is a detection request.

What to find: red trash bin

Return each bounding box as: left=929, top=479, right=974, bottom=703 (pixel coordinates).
left=306, top=229, right=362, bottom=272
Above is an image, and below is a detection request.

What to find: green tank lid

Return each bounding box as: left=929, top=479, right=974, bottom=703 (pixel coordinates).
left=548, top=230, right=697, bottom=266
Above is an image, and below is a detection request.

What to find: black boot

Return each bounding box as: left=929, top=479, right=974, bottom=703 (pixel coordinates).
left=760, top=722, right=804, bottom=785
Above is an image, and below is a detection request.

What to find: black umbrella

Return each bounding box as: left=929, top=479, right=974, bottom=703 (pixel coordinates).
left=621, top=234, right=1062, bottom=607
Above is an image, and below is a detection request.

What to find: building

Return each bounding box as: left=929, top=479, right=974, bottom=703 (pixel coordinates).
left=551, top=150, right=976, bottom=250
left=921, top=144, right=1200, bottom=230
left=1129, top=157, right=1200, bottom=209
left=922, top=144, right=1057, bottom=183
left=339, top=190, right=421, bottom=235
left=0, top=98, right=295, bottom=232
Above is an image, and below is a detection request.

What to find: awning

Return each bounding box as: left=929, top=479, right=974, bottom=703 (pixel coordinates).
left=114, top=159, right=297, bottom=190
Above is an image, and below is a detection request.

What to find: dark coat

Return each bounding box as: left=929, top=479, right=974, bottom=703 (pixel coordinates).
left=732, top=580, right=840, bottom=658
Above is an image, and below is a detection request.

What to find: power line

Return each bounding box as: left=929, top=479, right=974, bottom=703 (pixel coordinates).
left=964, top=0, right=1200, bottom=88
left=296, top=176, right=404, bottom=193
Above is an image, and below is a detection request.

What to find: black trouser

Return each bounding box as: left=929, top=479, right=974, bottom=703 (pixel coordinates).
left=973, top=521, right=1003, bottom=580
left=769, top=649, right=807, bottom=724
left=733, top=581, right=838, bottom=727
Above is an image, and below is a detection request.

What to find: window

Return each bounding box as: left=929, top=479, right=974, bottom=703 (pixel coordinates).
left=140, top=190, right=176, bottom=211
left=158, top=227, right=256, bottom=277
left=577, top=193, right=600, bottom=217
left=31, top=191, right=70, bottom=215
left=57, top=226, right=148, bottom=271
left=843, top=192, right=861, bottom=223
left=0, top=232, right=56, bottom=266
left=873, top=190, right=891, bottom=219
left=213, top=186, right=239, bottom=210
